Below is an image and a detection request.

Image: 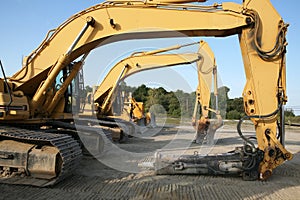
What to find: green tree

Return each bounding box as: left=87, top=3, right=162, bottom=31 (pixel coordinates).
left=227, top=110, right=242, bottom=119
left=173, top=90, right=194, bottom=117
left=167, top=91, right=181, bottom=117
left=127, top=83, right=256, bottom=120
left=119, top=81, right=137, bottom=94
left=132, top=84, right=149, bottom=102
left=145, top=88, right=167, bottom=114
left=226, top=97, right=245, bottom=119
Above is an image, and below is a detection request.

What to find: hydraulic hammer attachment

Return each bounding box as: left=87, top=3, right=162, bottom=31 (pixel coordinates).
left=140, top=145, right=264, bottom=181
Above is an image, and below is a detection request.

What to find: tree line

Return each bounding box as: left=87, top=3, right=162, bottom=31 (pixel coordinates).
left=80, top=83, right=298, bottom=122
left=118, top=82, right=299, bottom=120
left=119, top=83, right=248, bottom=119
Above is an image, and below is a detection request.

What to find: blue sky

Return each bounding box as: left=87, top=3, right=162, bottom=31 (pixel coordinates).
left=0, top=0, right=299, bottom=114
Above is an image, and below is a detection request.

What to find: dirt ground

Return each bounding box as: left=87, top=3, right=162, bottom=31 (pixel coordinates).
left=0, top=121, right=300, bottom=200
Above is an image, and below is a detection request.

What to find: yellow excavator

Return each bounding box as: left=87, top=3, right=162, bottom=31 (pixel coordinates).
left=92, top=40, right=220, bottom=135
left=79, top=41, right=204, bottom=141
left=0, top=0, right=291, bottom=186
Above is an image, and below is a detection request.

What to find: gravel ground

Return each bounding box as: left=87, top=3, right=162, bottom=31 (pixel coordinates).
left=0, top=122, right=299, bottom=200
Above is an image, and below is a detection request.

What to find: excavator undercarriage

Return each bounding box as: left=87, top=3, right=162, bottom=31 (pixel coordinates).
left=0, top=126, right=81, bottom=186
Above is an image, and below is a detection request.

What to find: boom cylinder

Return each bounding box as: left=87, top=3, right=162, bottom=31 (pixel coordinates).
left=31, top=54, right=70, bottom=114
left=30, top=17, right=94, bottom=114
left=100, top=64, right=129, bottom=114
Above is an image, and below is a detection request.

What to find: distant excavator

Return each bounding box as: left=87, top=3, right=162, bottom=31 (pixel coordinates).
left=91, top=40, right=222, bottom=142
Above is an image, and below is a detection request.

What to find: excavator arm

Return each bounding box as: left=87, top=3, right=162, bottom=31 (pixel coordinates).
left=192, top=40, right=223, bottom=144
left=0, top=0, right=291, bottom=184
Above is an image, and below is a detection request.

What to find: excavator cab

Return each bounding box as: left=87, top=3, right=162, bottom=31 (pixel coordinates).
left=53, top=62, right=86, bottom=116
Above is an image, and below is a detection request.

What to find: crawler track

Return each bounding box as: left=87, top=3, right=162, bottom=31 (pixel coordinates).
left=0, top=126, right=82, bottom=187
